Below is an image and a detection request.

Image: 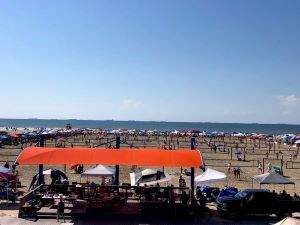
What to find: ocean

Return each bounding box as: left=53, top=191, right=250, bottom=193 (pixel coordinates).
left=0, top=119, right=299, bottom=135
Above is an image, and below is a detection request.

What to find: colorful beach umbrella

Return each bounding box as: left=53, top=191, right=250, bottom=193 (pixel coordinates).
left=0, top=172, right=15, bottom=182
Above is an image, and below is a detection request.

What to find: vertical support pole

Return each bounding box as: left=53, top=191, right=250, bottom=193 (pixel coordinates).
left=115, top=135, right=120, bottom=185
left=190, top=138, right=196, bottom=195
left=38, top=135, right=45, bottom=185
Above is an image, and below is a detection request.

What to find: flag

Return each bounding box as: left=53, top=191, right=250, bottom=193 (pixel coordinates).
left=200, top=152, right=206, bottom=172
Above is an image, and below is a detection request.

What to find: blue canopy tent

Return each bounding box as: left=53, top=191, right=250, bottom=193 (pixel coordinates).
left=217, top=187, right=238, bottom=200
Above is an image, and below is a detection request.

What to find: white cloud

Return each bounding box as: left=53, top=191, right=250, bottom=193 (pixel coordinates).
left=277, top=94, right=300, bottom=114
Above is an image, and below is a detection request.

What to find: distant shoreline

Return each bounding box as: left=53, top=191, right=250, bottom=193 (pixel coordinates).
left=0, top=118, right=299, bottom=126
left=0, top=118, right=299, bottom=135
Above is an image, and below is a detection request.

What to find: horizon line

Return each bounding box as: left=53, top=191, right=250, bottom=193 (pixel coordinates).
left=0, top=117, right=299, bottom=126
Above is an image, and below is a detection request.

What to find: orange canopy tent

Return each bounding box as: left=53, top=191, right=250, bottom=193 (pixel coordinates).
left=16, top=147, right=203, bottom=167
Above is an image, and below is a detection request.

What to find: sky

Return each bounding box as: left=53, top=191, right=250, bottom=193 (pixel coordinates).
left=0, top=0, right=299, bottom=124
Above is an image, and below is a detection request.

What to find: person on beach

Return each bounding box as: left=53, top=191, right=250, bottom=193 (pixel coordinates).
left=267, top=162, right=272, bottom=172
left=233, top=168, right=237, bottom=179
left=258, top=161, right=263, bottom=174
left=236, top=167, right=241, bottom=179
left=227, top=162, right=231, bottom=174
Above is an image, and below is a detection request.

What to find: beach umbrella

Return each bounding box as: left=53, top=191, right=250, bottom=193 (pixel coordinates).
left=294, top=140, right=300, bottom=145
left=10, top=134, right=20, bottom=139
left=234, top=151, right=242, bottom=155
left=57, top=138, right=66, bottom=142
left=0, top=172, right=15, bottom=182
left=0, top=172, right=16, bottom=204
left=0, top=166, right=10, bottom=173
left=190, top=130, right=201, bottom=133
left=130, top=169, right=171, bottom=186
left=0, top=135, right=8, bottom=140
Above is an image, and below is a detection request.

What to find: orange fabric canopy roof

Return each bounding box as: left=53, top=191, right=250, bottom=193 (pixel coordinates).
left=16, top=147, right=203, bottom=167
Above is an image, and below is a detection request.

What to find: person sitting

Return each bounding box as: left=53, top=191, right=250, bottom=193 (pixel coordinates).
left=282, top=190, right=288, bottom=196
left=12, top=163, right=17, bottom=174
left=184, top=169, right=191, bottom=176
left=196, top=189, right=207, bottom=209
left=143, top=184, right=152, bottom=201
left=4, top=161, right=9, bottom=169
left=179, top=175, right=184, bottom=186
left=135, top=183, right=142, bottom=198
left=181, top=191, right=189, bottom=206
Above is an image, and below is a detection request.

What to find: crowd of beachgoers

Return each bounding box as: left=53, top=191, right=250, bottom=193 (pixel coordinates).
left=1, top=125, right=300, bottom=222
left=1, top=126, right=300, bottom=147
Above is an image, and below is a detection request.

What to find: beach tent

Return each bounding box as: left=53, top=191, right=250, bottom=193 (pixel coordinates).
left=194, top=168, right=227, bottom=185
left=81, top=165, right=115, bottom=177
left=273, top=217, right=300, bottom=225
left=130, top=169, right=171, bottom=186
left=253, top=172, right=294, bottom=185
left=253, top=172, right=295, bottom=191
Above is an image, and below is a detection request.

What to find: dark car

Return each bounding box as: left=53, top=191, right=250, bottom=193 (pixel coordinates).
left=217, top=189, right=300, bottom=219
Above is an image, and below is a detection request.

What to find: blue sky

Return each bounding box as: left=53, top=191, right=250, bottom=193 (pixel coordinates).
left=0, top=0, right=299, bottom=124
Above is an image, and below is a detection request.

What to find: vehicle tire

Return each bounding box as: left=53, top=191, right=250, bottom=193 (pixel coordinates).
left=218, top=210, right=226, bottom=218
left=228, top=211, right=239, bottom=219
left=276, top=211, right=292, bottom=219
left=283, top=211, right=292, bottom=218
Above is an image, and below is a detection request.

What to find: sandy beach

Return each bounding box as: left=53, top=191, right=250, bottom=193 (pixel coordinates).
left=1, top=133, right=300, bottom=198
left=0, top=130, right=300, bottom=225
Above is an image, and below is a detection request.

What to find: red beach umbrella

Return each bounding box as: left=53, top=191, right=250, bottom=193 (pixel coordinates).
left=0, top=172, right=15, bottom=182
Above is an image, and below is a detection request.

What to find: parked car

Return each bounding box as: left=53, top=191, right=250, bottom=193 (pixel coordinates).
left=217, top=189, right=300, bottom=219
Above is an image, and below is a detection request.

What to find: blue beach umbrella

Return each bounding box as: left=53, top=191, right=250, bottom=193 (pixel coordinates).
left=234, top=151, right=242, bottom=155
left=0, top=135, right=8, bottom=141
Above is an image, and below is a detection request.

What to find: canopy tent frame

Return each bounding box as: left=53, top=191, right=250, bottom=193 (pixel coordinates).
left=16, top=147, right=203, bottom=167
left=252, top=172, right=296, bottom=193
left=16, top=140, right=203, bottom=195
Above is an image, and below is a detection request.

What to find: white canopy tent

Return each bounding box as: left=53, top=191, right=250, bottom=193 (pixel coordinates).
left=253, top=172, right=295, bottom=191
left=81, top=165, right=115, bottom=177
left=194, top=168, right=227, bottom=186
left=130, top=169, right=171, bottom=186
